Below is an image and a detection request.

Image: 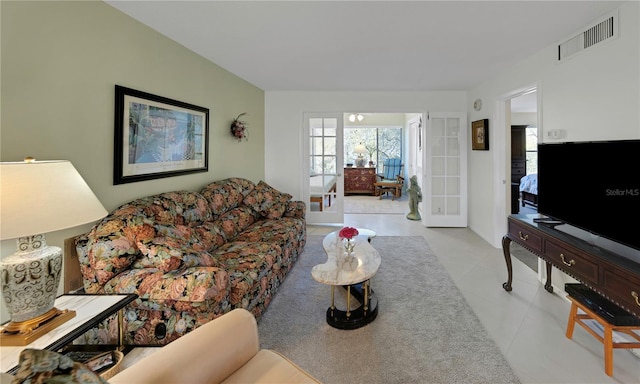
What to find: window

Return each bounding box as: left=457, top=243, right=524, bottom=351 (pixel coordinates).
left=344, top=127, right=402, bottom=171
left=525, top=127, right=538, bottom=174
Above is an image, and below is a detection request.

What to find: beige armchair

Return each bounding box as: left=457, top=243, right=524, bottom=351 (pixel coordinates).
left=110, top=308, right=320, bottom=384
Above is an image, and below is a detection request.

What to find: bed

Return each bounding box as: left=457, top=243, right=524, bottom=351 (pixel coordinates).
left=519, top=173, right=538, bottom=207
left=309, top=174, right=337, bottom=211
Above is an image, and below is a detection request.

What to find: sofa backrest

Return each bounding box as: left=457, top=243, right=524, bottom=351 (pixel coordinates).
left=118, top=191, right=214, bottom=225
left=200, top=177, right=256, bottom=219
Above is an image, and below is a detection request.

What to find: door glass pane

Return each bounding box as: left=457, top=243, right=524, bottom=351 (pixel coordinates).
left=446, top=137, right=459, bottom=156
left=446, top=118, right=459, bottom=135
left=432, top=177, right=444, bottom=194
left=431, top=137, right=444, bottom=156
left=432, top=118, right=444, bottom=136
left=432, top=197, right=445, bottom=215
left=446, top=197, right=460, bottom=214
left=309, top=117, right=338, bottom=213
left=447, top=158, right=459, bottom=174
left=432, top=157, right=444, bottom=176
left=324, top=137, right=336, bottom=155
left=446, top=177, right=459, bottom=194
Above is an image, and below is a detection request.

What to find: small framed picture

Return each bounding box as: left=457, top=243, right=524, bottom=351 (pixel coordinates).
left=471, top=119, right=489, bottom=150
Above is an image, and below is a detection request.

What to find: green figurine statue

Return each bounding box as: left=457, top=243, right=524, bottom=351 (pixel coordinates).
left=406, top=175, right=422, bottom=221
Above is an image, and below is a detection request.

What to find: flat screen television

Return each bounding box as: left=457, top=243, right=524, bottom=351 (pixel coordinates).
left=537, top=139, right=640, bottom=252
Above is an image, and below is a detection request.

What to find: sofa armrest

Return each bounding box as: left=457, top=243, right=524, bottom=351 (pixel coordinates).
left=110, top=309, right=260, bottom=384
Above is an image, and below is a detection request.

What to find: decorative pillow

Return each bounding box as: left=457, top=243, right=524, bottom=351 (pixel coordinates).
left=12, top=349, right=108, bottom=384
left=242, top=181, right=292, bottom=219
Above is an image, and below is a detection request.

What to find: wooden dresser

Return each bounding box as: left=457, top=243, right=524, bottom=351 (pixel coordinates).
left=502, top=214, right=640, bottom=319
left=344, top=167, right=376, bottom=195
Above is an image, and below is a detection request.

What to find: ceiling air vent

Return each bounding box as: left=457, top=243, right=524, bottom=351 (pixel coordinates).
left=558, top=12, right=617, bottom=62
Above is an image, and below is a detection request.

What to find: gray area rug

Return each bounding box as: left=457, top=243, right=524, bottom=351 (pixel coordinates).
left=257, top=235, right=521, bottom=384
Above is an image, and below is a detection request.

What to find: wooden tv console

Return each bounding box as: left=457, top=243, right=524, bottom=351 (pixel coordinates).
left=502, top=214, right=640, bottom=319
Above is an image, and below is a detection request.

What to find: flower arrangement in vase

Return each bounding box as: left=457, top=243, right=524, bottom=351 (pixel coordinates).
left=231, top=112, right=248, bottom=142
left=338, top=226, right=359, bottom=255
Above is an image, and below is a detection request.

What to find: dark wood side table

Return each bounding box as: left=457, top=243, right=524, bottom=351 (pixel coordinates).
left=344, top=166, right=376, bottom=195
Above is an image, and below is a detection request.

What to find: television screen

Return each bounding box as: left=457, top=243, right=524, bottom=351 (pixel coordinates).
left=537, top=140, right=640, bottom=251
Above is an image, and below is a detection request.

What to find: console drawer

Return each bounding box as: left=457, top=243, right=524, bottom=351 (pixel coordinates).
left=603, top=267, right=640, bottom=317
left=545, top=240, right=598, bottom=284
left=508, top=220, right=543, bottom=253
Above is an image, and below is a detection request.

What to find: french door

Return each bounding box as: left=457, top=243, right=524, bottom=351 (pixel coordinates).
left=304, top=113, right=344, bottom=223
left=423, top=112, right=467, bottom=227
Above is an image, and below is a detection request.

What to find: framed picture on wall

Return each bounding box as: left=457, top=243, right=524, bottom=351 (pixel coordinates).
left=471, top=119, right=489, bottom=150
left=113, top=85, right=209, bottom=184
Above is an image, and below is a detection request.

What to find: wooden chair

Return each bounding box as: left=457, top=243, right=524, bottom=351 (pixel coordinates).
left=565, top=295, right=640, bottom=376
left=374, top=158, right=404, bottom=200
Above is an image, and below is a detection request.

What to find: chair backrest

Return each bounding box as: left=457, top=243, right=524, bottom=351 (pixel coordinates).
left=382, top=158, right=402, bottom=180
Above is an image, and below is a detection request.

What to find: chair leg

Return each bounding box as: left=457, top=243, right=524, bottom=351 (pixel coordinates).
left=604, top=325, right=614, bottom=376
left=565, top=302, right=578, bottom=339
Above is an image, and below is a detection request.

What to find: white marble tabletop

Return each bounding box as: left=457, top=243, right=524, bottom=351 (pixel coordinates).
left=1, top=294, right=135, bottom=373
left=311, top=230, right=381, bottom=286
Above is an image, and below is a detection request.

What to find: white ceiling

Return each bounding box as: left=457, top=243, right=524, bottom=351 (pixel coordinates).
left=106, top=0, right=621, bottom=96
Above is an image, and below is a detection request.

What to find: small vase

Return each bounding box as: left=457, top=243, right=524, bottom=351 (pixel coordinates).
left=344, top=238, right=355, bottom=255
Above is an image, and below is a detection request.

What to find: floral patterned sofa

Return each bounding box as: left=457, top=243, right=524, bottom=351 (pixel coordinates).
left=74, top=177, right=306, bottom=346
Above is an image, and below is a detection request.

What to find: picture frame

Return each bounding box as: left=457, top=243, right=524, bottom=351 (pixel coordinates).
left=471, top=119, right=489, bottom=150
left=114, top=85, right=209, bottom=184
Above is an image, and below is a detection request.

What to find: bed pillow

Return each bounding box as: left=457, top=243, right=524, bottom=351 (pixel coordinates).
left=243, top=181, right=292, bottom=219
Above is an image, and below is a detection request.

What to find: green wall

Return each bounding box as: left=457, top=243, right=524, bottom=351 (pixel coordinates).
left=1, top=0, right=265, bottom=213
left=0, top=1, right=265, bottom=317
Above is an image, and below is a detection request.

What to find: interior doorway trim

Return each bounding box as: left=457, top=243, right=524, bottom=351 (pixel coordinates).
left=492, top=82, right=542, bottom=247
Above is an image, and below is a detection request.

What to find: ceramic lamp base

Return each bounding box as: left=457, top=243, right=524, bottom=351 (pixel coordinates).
left=0, top=235, right=65, bottom=332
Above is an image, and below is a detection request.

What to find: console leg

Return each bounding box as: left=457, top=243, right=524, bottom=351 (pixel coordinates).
left=502, top=236, right=513, bottom=292
left=544, top=262, right=554, bottom=293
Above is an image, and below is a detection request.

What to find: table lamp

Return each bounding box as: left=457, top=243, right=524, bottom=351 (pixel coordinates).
left=0, top=158, right=108, bottom=345
left=354, top=144, right=367, bottom=167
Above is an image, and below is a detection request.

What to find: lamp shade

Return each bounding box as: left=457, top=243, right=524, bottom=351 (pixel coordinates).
left=0, top=160, right=108, bottom=240
left=354, top=144, right=367, bottom=155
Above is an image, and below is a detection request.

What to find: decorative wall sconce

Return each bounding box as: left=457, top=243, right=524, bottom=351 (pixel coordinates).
left=231, top=113, right=248, bottom=142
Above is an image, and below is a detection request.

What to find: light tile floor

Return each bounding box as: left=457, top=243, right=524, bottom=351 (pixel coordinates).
left=308, top=212, right=640, bottom=384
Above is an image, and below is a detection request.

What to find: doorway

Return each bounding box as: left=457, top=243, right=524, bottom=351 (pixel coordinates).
left=342, top=112, right=412, bottom=215
left=510, top=91, right=538, bottom=215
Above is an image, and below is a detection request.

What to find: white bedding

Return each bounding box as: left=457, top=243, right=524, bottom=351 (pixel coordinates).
left=519, top=173, right=537, bottom=195
left=310, top=175, right=337, bottom=195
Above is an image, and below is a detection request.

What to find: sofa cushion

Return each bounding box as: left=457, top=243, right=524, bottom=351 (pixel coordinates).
left=213, top=242, right=282, bottom=307
left=234, top=217, right=305, bottom=252
left=201, top=178, right=255, bottom=218
left=200, top=206, right=259, bottom=248
left=103, top=266, right=230, bottom=311
left=243, top=181, right=292, bottom=219
left=131, top=224, right=219, bottom=272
